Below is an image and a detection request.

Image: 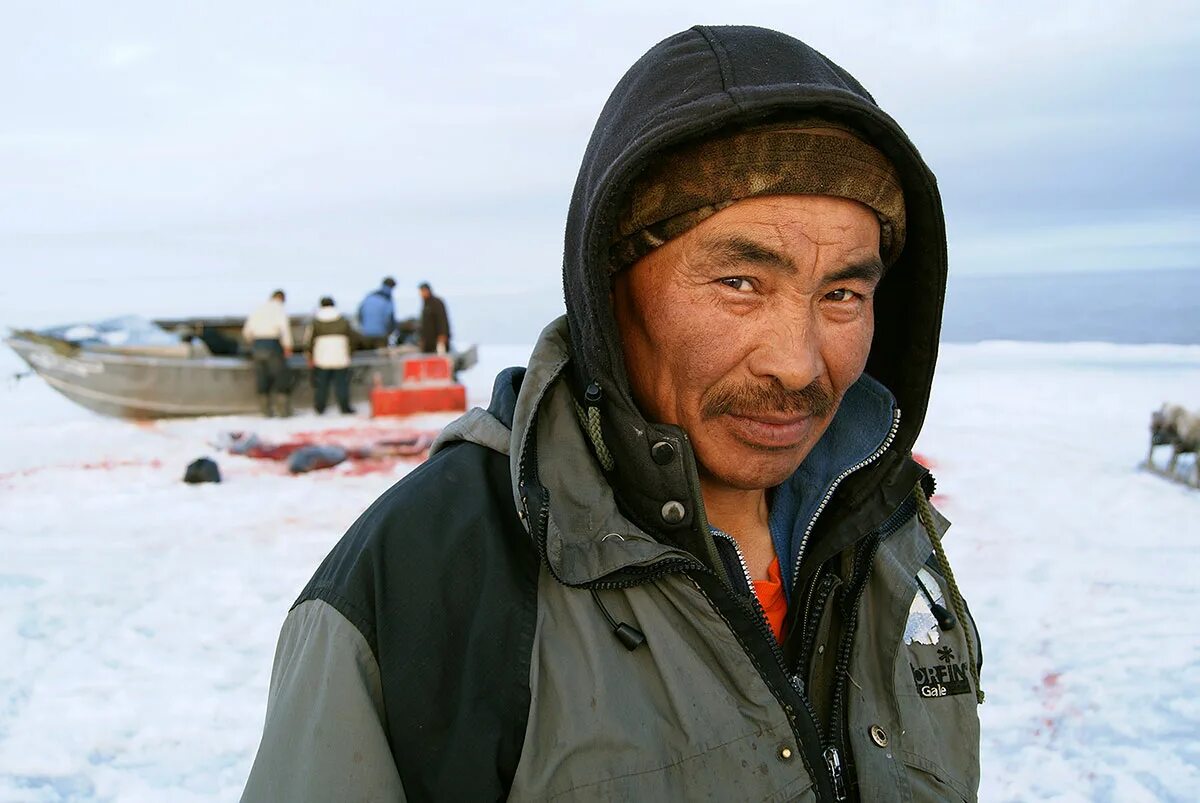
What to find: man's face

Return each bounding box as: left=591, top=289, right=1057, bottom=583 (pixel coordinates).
left=419, top=288, right=431, bottom=300
left=613, top=194, right=883, bottom=493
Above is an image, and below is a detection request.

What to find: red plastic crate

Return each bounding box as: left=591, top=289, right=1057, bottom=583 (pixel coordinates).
left=402, top=356, right=453, bottom=384
left=370, top=384, right=467, bottom=417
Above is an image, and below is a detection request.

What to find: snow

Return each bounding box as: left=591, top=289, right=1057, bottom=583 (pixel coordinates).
left=918, top=342, right=1200, bottom=801
left=2, top=340, right=1199, bottom=801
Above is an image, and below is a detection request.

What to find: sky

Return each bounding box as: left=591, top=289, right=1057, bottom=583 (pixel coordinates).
left=1, top=1, right=1198, bottom=335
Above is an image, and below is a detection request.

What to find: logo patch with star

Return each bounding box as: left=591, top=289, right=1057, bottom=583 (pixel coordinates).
left=910, top=644, right=973, bottom=698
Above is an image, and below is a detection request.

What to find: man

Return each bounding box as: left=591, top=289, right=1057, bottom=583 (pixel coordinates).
left=357, top=277, right=397, bottom=348
left=304, top=296, right=357, bottom=415
left=241, top=289, right=292, bottom=417
left=243, top=26, right=982, bottom=802
left=417, top=281, right=451, bottom=354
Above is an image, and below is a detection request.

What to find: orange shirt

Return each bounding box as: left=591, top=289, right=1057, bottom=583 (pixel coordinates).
left=753, top=556, right=788, bottom=644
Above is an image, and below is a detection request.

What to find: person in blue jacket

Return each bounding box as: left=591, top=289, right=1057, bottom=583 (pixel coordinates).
left=356, top=277, right=396, bottom=348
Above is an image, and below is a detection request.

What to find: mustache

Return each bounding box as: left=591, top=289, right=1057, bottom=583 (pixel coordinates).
left=702, top=378, right=837, bottom=421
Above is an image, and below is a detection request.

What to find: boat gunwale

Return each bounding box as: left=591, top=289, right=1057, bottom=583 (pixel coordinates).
left=6, top=332, right=470, bottom=371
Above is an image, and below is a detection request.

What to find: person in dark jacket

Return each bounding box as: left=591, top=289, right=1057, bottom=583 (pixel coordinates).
left=244, top=26, right=982, bottom=803
left=304, top=296, right=358, bottom=415
left=357, top=277, right=396, bottom=349
left=417, top=281, right=451, bottom=354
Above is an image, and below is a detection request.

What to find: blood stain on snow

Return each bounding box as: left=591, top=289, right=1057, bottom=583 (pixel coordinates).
left=215, top=423, right=441, bottom=477
left=1, top=458, right=165, bottom=484
left=80, top=458, right=164, bottom=471
left=1037, top=671, right=1065, bottom=737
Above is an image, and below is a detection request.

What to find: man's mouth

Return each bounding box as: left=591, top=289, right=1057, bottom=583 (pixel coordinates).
left=724, top=411, right=814, bottom=449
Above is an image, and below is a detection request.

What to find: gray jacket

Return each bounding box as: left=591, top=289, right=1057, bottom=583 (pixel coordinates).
left=242, top=319, right=980, bottom=801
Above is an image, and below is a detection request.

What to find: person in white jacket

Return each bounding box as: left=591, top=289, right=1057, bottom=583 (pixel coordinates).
left=242, top=289, right=294, bottom=417
left=303, top=297, right=359, bottom=415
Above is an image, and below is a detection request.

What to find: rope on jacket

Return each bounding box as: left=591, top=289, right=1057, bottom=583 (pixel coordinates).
left=572, top=398, right=615, bottom=471
left=915, top=489, right=985, bottom=704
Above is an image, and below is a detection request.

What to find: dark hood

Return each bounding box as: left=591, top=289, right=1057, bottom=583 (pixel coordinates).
left=562, top=25, right=946, bottom=562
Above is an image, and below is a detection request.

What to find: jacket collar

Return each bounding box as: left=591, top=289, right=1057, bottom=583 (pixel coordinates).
left=769, top=375, right=898, bottom=598
left=509, top=319, right=695, bottom=585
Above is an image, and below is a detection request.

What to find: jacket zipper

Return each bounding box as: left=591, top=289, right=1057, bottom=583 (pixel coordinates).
left=821, top=492, right=919, bottom=800
left=710, top=530, right=806, bottom=695
left=710, top=529, right=836, bottom=794
left=703, top=460, right=920, bottom=801
left=799, top=570, right=837, bottom=661
left=824, top=746, right=848, bottom=801
left=768, top=407, right=897, bottom=801
left=790, top=408, right=901, bottom=591
left=819, top=534, right=883, bottom=803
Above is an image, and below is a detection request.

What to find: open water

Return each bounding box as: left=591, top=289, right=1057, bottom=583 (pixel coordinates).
left=2, top=266, right=1196, bottom=349
left=941, top=267, right=1198, bottom=345
left=410, top=267, right=1200, bottom=348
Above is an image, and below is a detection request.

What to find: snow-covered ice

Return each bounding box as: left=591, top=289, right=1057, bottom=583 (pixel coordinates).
left=1, top=341, right=1198, bottom=801
left=920, top=342, right=1200, bottom=802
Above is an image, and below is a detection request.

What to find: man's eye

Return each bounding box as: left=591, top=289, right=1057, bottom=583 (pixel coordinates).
left=825, top=288, right=859, bottom=302
left=719, top=277, right=754, bottom=292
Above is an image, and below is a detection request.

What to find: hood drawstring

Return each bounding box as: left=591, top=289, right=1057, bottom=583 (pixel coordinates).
left=915, top=490, right=985, bottom=704
left=573, top=381, right=643, bottom=650
left=573, top=382, right=615, bottom=472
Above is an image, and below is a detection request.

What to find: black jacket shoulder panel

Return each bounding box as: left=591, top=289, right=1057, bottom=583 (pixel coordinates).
left=487, top=367, right=525, bottom=431
left=296, top=438, right=538, bottom=801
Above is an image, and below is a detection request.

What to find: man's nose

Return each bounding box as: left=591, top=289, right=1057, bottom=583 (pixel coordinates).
left=746, top=316, right=824, bottom=392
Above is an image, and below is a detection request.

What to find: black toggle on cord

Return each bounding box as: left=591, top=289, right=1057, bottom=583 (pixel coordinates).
left=590, top=589, right=646, bottom=651
left=915, top=574, right=957, bottom=631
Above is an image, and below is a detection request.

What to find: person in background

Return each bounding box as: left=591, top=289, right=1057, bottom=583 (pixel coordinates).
left=304, top=296, right=357, bottom=416
left=357, top=277, right=397, bottom=349
left=417, top=281, right=451, bottom=354
left=241, top=289, right=293, bottom=418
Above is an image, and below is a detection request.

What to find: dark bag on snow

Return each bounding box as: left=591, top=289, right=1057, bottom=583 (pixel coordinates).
left=184, top=457, right=222, bottom=484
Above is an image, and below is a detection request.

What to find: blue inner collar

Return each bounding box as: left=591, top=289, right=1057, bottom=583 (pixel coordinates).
left=768, top=373, right=897, bottom=599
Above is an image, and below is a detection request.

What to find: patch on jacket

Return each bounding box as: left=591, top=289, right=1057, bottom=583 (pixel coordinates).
left=909, top=645, right=973, bottom=698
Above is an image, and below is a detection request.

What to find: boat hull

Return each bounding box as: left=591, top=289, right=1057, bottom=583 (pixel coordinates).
left=6, top=335, right=475, bottom=420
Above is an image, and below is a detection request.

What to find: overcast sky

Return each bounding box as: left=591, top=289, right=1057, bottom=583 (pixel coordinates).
left=1, top=1, right=1198, bottom=331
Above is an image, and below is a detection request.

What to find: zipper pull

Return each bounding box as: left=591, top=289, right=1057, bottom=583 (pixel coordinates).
left=824, top=746, right=848, bottom=801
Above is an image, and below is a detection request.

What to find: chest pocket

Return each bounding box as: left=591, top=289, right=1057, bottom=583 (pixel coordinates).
left=847, top=513, right=982, bottom=803
left=891, top=557, right=981, bottom=801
